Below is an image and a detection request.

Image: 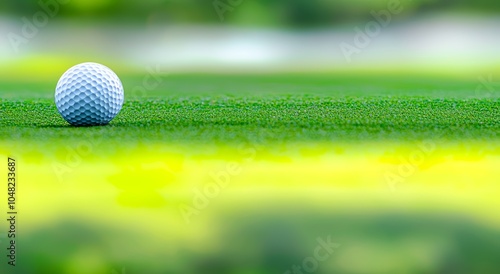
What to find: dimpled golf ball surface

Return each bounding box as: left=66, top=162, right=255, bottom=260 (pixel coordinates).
left=55, top=62, right=124, bottom=126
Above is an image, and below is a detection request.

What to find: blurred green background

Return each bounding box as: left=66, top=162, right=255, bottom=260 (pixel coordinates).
left=2, top=0, right=500, bottom=76
left=2, top=0, right=500, bottom=27
left=1, top=1, right=500, bottom=274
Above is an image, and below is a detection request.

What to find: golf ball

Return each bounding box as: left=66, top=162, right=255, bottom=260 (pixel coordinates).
left=55, top=62, right=124, bottom=126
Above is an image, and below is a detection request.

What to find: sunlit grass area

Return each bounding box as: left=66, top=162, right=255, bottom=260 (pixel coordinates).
left=2, top=142, right=500, bottom=273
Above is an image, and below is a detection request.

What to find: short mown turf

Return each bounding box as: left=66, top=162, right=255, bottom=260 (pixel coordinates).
left=1, top=74, right=499, bottom=144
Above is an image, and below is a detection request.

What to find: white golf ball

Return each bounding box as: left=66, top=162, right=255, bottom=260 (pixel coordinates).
left=55, top=62, right=124, bottom=126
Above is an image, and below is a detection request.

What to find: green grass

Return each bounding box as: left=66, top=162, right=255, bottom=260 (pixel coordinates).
left=1, top=74, right=499, bottom=145
left=2, top=74, right=500, bottom=274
